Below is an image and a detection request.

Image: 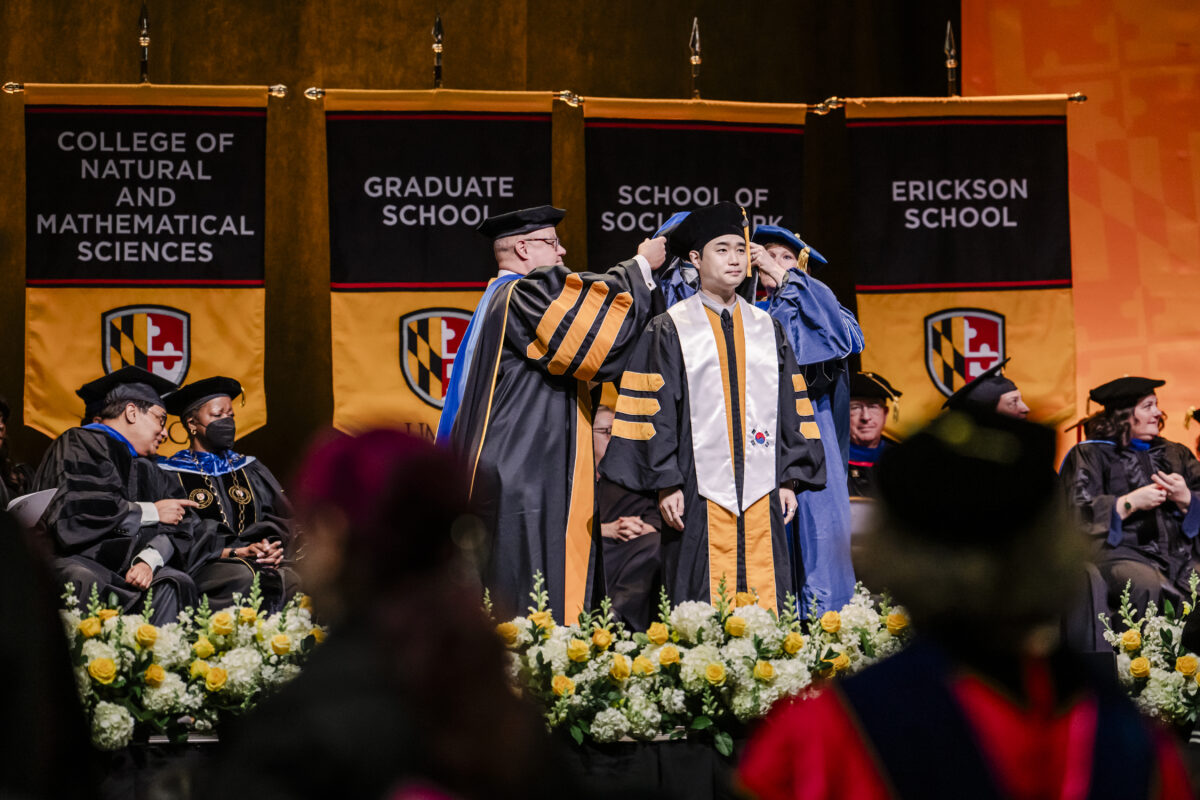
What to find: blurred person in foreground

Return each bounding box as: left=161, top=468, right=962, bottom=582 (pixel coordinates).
left=738, top=409, right=1191, bottom=799
left=205, top=429, right=565, bottom=800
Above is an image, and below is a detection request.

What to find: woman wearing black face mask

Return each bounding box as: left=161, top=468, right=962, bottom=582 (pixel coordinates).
left=158, top=376, right=298, bottom=611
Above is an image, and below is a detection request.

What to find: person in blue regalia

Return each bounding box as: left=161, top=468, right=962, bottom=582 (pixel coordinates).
left=158, top=376, right=298, bottom=611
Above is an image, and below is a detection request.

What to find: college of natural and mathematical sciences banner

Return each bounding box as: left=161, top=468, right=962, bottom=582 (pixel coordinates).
left=325, top=90, right=554, bottom=437
left=847, top=97, right=1076, bottom=428
left=24, top=85, right=268, bottom=444
left=584, top=98, right=806, bottom=268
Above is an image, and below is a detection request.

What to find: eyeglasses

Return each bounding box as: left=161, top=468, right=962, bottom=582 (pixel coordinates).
left=522, top=237, right=561, bottom=249
left=145, top=409, right=168, bottom=430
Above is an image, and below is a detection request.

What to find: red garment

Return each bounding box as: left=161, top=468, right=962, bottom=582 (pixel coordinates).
left=737, top=676, right=1192, bottom=800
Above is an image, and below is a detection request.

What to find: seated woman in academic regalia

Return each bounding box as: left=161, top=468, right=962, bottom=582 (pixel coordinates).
left=1059, top=376, right=1200, bottom=615
left=157, top=376, right=298, bottom=611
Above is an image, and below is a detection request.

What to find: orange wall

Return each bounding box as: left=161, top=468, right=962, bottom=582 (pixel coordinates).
left=964, top=0, right=1200, bottom=450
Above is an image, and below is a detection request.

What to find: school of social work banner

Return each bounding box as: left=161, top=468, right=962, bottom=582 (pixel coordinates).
left=325, top=90, right=554, bottom=436
left=24, top=84, right=268, bottom=444
left=583, top=98, right=806, bottom=268
left=847, top=97, right=1076, bottom=428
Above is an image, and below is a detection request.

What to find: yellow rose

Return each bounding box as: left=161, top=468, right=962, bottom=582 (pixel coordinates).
left=205, top=666, right=228, bottom=692
left=1176, top=655, right=1199, bottom=677
left=646, top=622, right=670, bottom=646
left=496, top=621, right=520, bottom=648
left=190, top=659, right=210, bottom=679
left=135, top=623, right=158, bottom=649
left=1120, top=629, right=1142, bottom=653
left=724, top=616, right=747, bottom=638
left=88, top=657, right=117, bottom=685
left=297, top=594, right=313, bottom=611
left=753, top=660, right=776, bottom=682
left=825, top=651, right=851, bottom=673
left=1195, top=672, right=1200, bottom=688
left=885, top=612, right=909, bottom=636
left=193, top=637, right=215, bottom=659
left=1129, top=656, right=1151, bottom=679
left=528, top=610, right=555, bottom=630
left=310, top=627, right=327, bottom=644
left=658, top=645, right=681, bottom=666
left=78, top=617, right=102, bottom=639
left=551, top=674, right=575, bottom=696
left=592, top=627, right=614, bottom=651
left=144, top=664, right=165, bottom=687
left=783, top=632, right=805, bottom=655
left=632, top=655, right=657, bottom=676
left=97, top=609, right=118, bottom=622
left=567, top=638, right=590, bottom=663
left=820, top=611, right=841, bottom=634
left=270, top=634, right=291, bottom=656
left=238, top=607, right=257, bottom=625
left=704, top=662, right=727, bottom=686
left=734, top=591, right=758, bottom=608
left=210, top=612, right=234, bottom=636
left=610, top=653, right=632, bottom=681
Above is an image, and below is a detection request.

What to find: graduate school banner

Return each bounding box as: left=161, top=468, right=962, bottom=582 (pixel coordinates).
left=583, top=98, right=806, bottom=269
left=324, top=90, right=554, bottom=436
left=847, top=96, right=1076, bottom=428
left=23, top=84, right=268, bottom=444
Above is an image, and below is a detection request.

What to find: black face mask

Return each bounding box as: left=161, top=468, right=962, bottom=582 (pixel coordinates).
left=203, top=417, right=237, bottom=451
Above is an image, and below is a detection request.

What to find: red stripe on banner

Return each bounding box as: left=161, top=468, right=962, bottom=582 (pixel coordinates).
left=856, top=279, right=1072, bottom=292
left=585, top=120, right=803, bottom=134
left=25, top=107, right=266, bottom=117
left=26, top=278, right=263, bottom=287
left=331, top=281, right=490, bottom=290
left=846, top=118, right=1064, bottom=128
left=326, top=113, right=551, bottom=122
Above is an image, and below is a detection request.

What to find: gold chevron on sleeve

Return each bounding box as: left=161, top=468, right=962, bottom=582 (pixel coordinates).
left=574, top=290, right=632, bottom=382
left=615, top=393, right=660, bottom=417
left=795, top=397, right=815, bottom=417
left=621, top=371, right=665, bottom=393
left=791, top=373, right=807, bottom=392
left=799, top=421, right=821, bottom=439
left=526, top=272, right=585, bottom=361
left=612, top=418, right=656, bottom=440
left=548, top=282, right=610, bottom=376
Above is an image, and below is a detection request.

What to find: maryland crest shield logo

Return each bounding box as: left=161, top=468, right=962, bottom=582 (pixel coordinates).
left=102, top=305, right=191, bottom=384
left=400, top=308, right=472, bottom=409
left=924, top=308, right=1005, bottom=397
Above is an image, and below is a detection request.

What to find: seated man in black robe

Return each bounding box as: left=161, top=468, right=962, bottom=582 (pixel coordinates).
left=846, top=371, right=901, bottom=498
left=158, top=376, right=297, bottom=611
left=34, top=367, right=200, bottom=624
left=942, top=357, right=1030, bottom=419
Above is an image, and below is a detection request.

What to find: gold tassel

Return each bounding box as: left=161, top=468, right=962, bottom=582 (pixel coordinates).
left=741, top=206, right=752, bottom=278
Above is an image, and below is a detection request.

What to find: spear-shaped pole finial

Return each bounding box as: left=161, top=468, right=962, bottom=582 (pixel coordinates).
left=138, top=2, right=150, bottom=84
left=689, top=17, right=702, bottom=100
left=944, top=20, right=958, bottom=97
left=432, top=13, right=444, bottom=89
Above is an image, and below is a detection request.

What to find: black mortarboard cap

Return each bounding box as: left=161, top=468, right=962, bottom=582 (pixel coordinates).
left=1088, top=376, right=1164, bottom=410
left=475, top=205, right=565, bottom=240
left=165, top=376, right=243, bottom=417
left=668, top=202, right=747, bottom=260
left=877, top=408, right=1058, bottom=547
left=75, top=366, right=176, bottom=411
left=942, top=358, right=1017, bottom=413
left=849, top=372, right=901, bottom=402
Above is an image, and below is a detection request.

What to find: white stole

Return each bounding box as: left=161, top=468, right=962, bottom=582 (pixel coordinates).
left=667, top=294, right=779, bottom=514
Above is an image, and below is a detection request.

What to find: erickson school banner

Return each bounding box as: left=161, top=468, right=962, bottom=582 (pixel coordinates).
left=847, top=97, right=1076, bottom=429
left=23, top=84, right=268, bottom=445
left=325, top=90, right=554, bottom=437
left=583, top=98, right=806, bottom=268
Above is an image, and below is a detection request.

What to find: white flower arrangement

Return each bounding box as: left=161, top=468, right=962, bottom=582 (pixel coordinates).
left=1102, top=575, right=1200, bottom=726
left=494, top=574, right=913, bottom=755
left=61, top=577, right=323, bottom=751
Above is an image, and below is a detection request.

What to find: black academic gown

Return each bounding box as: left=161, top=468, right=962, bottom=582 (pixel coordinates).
left=33, top=427, right=200, bottom=624
left=847, top=438, right=895, bottom=499
left=599, top=301, right=826, bottom=613
left=158, top=453, right=298, bottom=611
left=596, top=476, right=662, bottom=631
left=450, top=260, right=661, bottom=623
left=1059, top=437, right=1200, bottom=605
